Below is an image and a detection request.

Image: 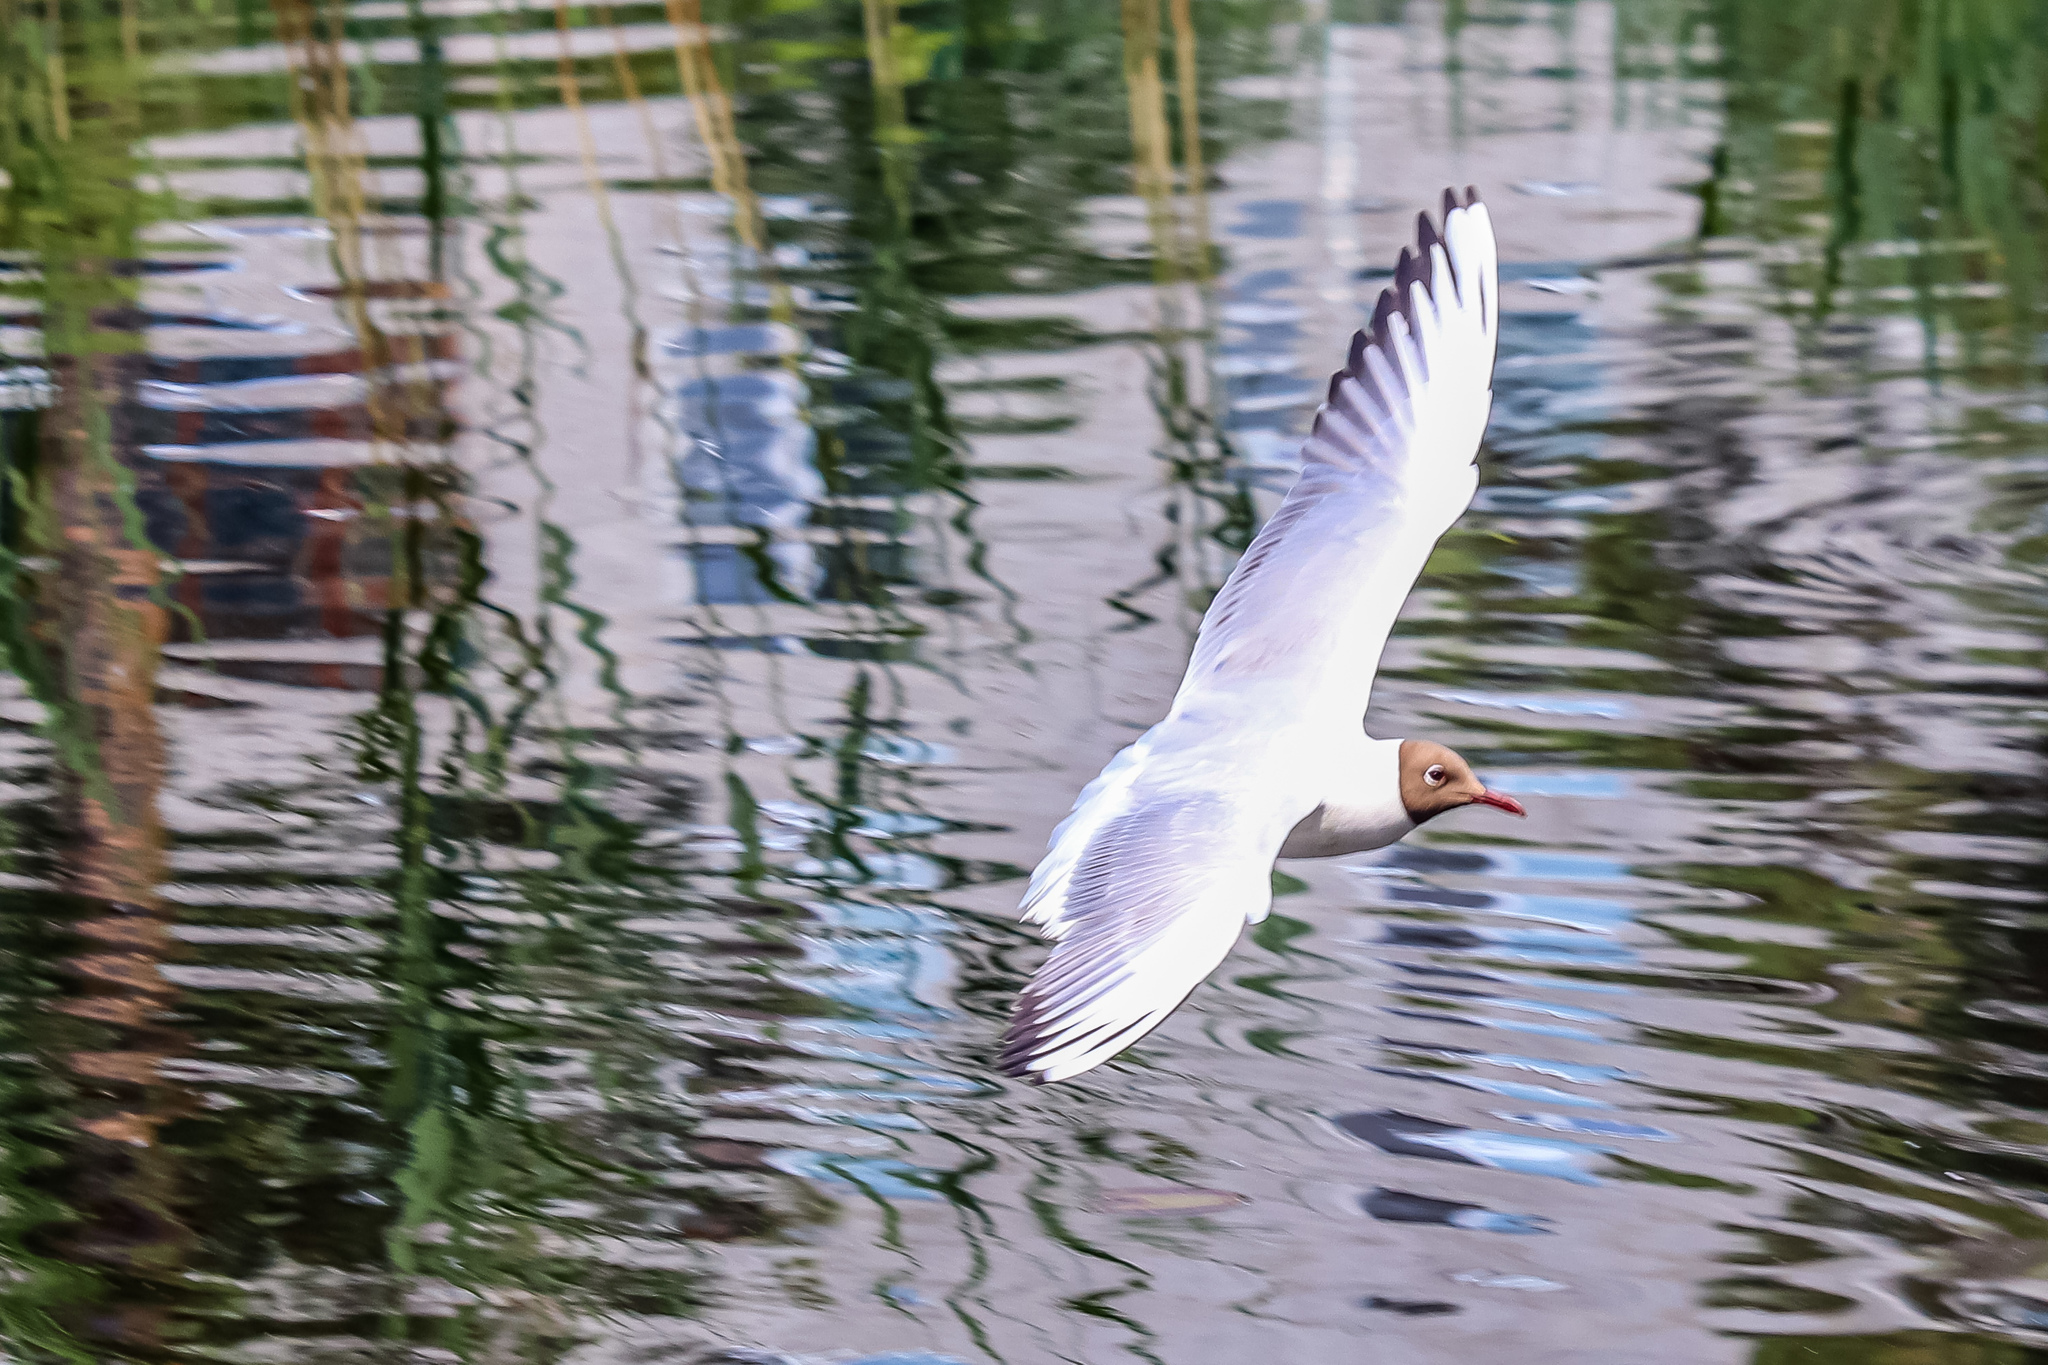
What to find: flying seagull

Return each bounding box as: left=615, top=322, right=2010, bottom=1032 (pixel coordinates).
left=1001, top=188, right=1520, bottom=1086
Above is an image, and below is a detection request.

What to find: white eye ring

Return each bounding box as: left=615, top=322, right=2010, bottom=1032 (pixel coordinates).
left=1423, top=764, right=1447, bottom=787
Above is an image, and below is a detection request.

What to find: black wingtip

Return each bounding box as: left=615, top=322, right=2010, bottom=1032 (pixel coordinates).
left=1345, top=327, right=1370, bottom=377
left=997, top=1054, right=1046, bottom=1084
left=1313, top=187, right=1487, bottom=452
left=1415, top=209, right=1443, bottom=260
left=1440, top=185, right=1482, bottom=217
left=1368, top=286, right=1398, bottom=348
left=999, top=998, right=1057, bottom=1083
left=1389, top=242, right=1432, bottom=372
left=1392, top=245, right=1425, bottom=309
left=1370, top=192, right=1481, bottom=349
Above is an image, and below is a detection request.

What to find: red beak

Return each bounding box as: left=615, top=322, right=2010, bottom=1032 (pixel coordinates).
left=1472, top=789, right=1527, bottom=817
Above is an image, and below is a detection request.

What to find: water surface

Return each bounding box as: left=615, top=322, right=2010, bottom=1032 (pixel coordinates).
left=2, top=2, right=2047, bottom=1363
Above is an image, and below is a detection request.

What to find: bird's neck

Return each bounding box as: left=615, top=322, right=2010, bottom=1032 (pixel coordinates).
left=1277, top=736, right=1413, bottom=859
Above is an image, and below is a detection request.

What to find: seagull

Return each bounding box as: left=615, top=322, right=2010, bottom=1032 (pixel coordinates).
left=1001, top=188, right=1523, bottom=1086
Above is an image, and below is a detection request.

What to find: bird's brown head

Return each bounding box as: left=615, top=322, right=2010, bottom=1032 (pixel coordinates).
left=1398, top=739, right=1527, bottom=824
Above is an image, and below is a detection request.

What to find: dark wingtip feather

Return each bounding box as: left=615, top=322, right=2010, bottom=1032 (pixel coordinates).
left=997, top=1052, right=1047, bottom=1084
left=999, top=995, right=1065, bottom=1082
left=1398, top=243, right=1427, bottom=291
left=1368, top=287, right=1398, bottom=349
left=1440, top=184, right=1483, bottom=216
left=1416, top=210, right=1442, bottom=260
left=1390, top=240, right=1435, bottom=379
left=998, top=1044, right=1041, bottom=1081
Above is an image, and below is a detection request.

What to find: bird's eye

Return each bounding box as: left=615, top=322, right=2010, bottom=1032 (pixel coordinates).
left=1423, top=764, right=1446, bottom=787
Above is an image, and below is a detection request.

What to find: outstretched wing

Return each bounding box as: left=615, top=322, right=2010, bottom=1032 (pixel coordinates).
left=1004, top=189, right=1499, bottom=1084
left=1182, top=187, right=1497, bottom=713
left=1001, top=782, right=1305, bottom=1084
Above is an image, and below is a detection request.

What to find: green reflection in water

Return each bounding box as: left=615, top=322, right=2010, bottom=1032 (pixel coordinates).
left=0, top=0, right=2046, bottom=1363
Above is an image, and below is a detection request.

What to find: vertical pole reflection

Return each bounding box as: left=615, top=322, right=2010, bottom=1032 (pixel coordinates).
left=0, top=2, right=199, bottom=1353
left=33, top=271, right=195, bottom=1365
left=1112, top=0, right=1249, bottom=628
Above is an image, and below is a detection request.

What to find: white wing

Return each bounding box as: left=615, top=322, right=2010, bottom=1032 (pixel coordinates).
left=1003, top=189, right=1498, bottom=1084
left=1184, top=188, right=1496, bottom=714
left=1000, top=786, right=1294, bottom=1083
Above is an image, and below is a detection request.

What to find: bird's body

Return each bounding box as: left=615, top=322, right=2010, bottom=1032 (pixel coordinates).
left=1001, top=189, right=1519, bottom=1086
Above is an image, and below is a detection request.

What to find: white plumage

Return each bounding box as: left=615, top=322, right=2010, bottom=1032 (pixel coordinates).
left=1001, top=188, right=1502, bottom=1085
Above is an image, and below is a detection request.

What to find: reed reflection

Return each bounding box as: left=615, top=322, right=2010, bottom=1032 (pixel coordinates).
left=0, top=3, right=760, bottom=1360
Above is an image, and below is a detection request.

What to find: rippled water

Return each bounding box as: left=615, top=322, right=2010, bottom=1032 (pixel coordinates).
left=2, top=1, right=2047, bottom=1362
